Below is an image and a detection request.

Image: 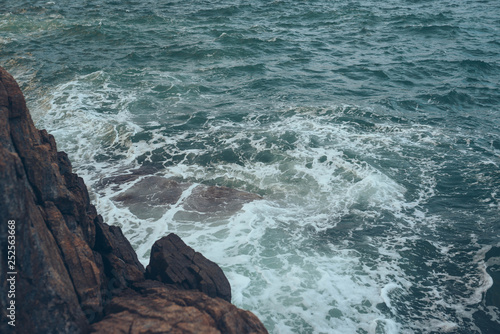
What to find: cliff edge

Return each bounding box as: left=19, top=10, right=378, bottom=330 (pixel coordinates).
left=0, top=67, right=267, bottom=334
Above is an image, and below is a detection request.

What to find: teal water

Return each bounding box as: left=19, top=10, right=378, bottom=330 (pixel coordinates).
left=2, top=1, right=500, bottom=333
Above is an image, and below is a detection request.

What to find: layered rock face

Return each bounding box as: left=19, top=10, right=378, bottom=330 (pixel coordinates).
left=0, top=67, right=267, bottom=334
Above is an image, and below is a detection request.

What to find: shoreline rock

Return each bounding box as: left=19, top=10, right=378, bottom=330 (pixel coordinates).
left=146, top=233, right=232, bottom=303
left=0, top=67, right=268, bottom=334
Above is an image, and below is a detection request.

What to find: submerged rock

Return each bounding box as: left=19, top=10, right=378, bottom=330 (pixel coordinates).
left=0, top=67, right=268, bottom=334
left=98, top=165, right=160, bottom=190
left=184, top=184, right=263, bottom=213
left=112, top=176, right=187, bottom=206
left=111, top=175, right=263, bottom=219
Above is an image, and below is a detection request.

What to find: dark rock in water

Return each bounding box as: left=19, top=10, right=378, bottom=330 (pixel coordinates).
left=184, top=184, right=263, bottom=213
left=0, top=67, right=268, bottom=334
left=111, top=175, right=190, bottom=219
left=112, top=176, right=188, bottom=206
left=97, top=165, right=160, bottom=190
left=111, top=174, right=263, bottom=219
left=146, top=233, right=232, bottom=302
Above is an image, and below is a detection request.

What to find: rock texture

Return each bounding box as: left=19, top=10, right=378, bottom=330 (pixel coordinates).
left=0, top=67, right=267, bottom=334
left=146, top=233, right=232, bottom=302
left=91, top=282, right=267, bottom=334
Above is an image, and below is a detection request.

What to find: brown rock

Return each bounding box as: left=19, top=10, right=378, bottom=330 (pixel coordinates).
left=43, top=200, right=103, bottom=313
left=0, top=67, right=141, bottom=332
left=146, top=233, right=232, bottom=303
left=94, top=217, right=145, bottom=289
left=90, top=284, right=268, bottom=334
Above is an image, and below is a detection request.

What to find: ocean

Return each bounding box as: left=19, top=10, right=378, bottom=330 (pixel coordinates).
left=1, top=1, right=499, bottom=333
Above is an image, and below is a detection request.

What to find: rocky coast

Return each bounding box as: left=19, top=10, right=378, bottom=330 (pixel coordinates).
left=0, top=67, right=267, bottom=334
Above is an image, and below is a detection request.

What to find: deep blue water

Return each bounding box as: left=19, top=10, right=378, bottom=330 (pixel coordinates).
left=1, top=1, right=500, bottom=333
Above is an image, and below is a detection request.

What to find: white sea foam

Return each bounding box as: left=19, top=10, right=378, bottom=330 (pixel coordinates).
left=30, top=77, right=496, bottom=333
left=33, top=70, right=141, bottom=175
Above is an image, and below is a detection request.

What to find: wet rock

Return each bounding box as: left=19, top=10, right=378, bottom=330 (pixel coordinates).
left=112, top=176, right=188, bottom=206
left=110, top=176, right=190, bottom=219
left=97, top=165, right=160, bottom=190
left=184, top=184, right=262, bottom=213
left=111, top=175, right=262, bottom=219
left=146, top=233, right=232, bottom=302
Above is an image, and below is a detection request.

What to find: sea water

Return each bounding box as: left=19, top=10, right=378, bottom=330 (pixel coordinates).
left=1, top=1, right=499, bottom=333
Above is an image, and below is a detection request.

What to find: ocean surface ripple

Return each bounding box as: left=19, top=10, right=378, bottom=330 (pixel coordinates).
left=1, top=1, right=499, bottom=333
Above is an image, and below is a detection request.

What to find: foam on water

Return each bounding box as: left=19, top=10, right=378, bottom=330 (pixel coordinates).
left=168, top=200, right=402, bottom=334
left=4, top=1, right=499, bottom=330
left=27, top=70, right=500, bottom=332
left=31, top=71, right=143, bottom=178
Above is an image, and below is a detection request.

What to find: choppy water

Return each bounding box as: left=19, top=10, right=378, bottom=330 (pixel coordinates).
left=2, top=1, right=500, bottom=333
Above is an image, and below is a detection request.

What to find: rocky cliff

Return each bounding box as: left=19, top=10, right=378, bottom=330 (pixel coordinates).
left=0, top=67, right=267, bottom=334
